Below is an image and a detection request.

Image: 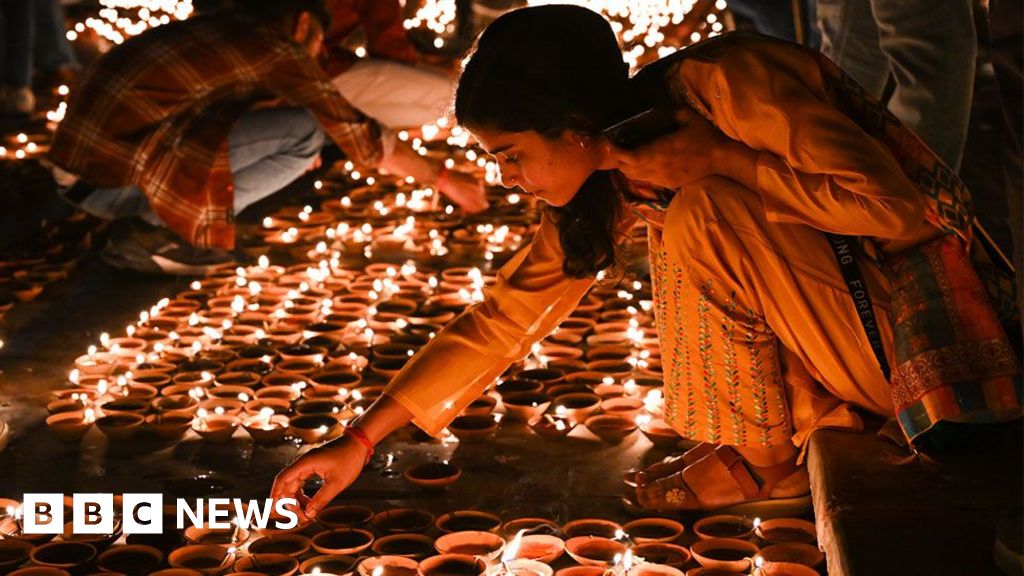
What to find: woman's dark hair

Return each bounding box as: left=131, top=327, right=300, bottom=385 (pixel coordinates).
left=455, top=5, right=636, bottom=278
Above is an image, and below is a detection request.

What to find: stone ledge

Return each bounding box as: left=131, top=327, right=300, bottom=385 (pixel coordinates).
left=807, top=421, right=1022, bottom=575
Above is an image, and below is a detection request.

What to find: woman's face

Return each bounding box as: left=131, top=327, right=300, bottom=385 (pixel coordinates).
left=471, top=127, right=610, bottom=207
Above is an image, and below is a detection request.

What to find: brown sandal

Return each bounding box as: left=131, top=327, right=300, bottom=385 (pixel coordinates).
left=622, top=442, right=716, bottom=488
left=630, top=445, right=812, bottom=517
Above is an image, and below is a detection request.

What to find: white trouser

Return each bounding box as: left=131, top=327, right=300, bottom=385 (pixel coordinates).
left=333, top=58, right=456, bottom=129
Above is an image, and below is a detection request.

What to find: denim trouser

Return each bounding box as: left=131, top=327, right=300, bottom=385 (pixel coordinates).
left=817, top=0, right=976, bottom=170
left=72, top=107, right=325, bottom=224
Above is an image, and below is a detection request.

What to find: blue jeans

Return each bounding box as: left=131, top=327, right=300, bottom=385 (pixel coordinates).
left=817, top=0, right=976, bottom=170
left=71, top=107, right=325, bottom=224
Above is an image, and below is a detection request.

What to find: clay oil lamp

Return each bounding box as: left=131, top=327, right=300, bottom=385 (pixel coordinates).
left=693, top=516, right=755, bottom=541
left=404, top=462, right=462, bottom=489
left=299, top=554, right=359, bottom=576
left=243, top=408, right=291, bottom=445
left=152, top=394, right=200, bottom=415
left=233, top=553, right=300, bottom=576
left=753, top=519, right=816, bottom=545
left=95, top=412, right=145, bottom=441
left=316, top=505, right=374, bottom=530
left=615, top=521, right=680, bottom=547
left=29, top=542, right=97, bottom=572
left=62, top=517, right=123, bottom=551
left=627, top=563, right=685, bottom=576
left=370, top=358, right=410, bottom=380
left=214, top=371, right=261, bottom=388
left=513, top=534, right=565, bottom=565
left=592, top=383, right=626, bottom=400
left=501, top=392, right=551, bottom=422
left=196, top=398, right=244, bottom=418
left=546, top=384, right=593, bottom=399
left=546, top=359, right=586, bottom=375
left=551, top=393, right=601, bottom=423
left=751, top=560, right=818, bottom=576
left=309, top=370, right=362, bottom=393
left=295, top=399, right=348, bottom=417
left=287, top=414, right=342, bottom=444
left=372, top=534, right=437, bottom=559
left=206, top=384, right=255, bottom=403
left=0, top=506, right=56, bottom=547
left=8, top=568, right=72, bottom=576
left=244, top=398, right=291, bottom=417
left=484, top=559, right=552, bottom=576
left=600, top=397, right=644, bottom=420
left=689, top=539, right=759, bottom=573
left=190, top=409, right=239, bottom=444
left=515, top=369, right=563, bottom=388
left=527, top=406, right=576, bottom=438
left=755, top=543, right=823, bottom=569
left=585, top=360, right=633, bottom=378
left=278, top=344, right=327, bottom=363
left=583, top=414, right=637, bottom=444
left=553, top=567, right=604, bottom=576
left=150, top=570, right=204, bottom=576
left=184, top=523, right=250, bottom=548
left=496, top=379, right=544, bottom=398
left=417, top=554, right=486, bottom=576
left=311, top=528, right=375, bottom=556
left=462, top=395, right=497, bottom=417
left=100, top=397, right=150, bottom=415
left=563, top=537, right=627, bottom=567
left=0, top=538, right=33, bottom=573
left=446, top=415, right=498, bottom=442
left=434, top=531, right=505, bottom=561
left=130, top=371, right=172, bottom=389
left=74, top=348, right=119, bottom=376
left=435, top=511, right=501, bottom=534
left=96, top=544, right=164, bottom=575
left=357, top=555, right=419, bottom=576
left=637, top=417, right=681, bottom=448
left=556, top=318, right=596, bottom=337
left=562, top=520, right=622, bottom=540
left=501, top=518, right=558, bottom=538
left=373, top=509, right=436, bottom=535
left=167, top=544, right=235, bottom=575
left=46, top=409, right=96, bottom=443
left=631, top=543, right=691, bottom=569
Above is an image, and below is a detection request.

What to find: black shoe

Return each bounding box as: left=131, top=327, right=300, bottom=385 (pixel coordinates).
left=102, top=219, right=234, bottom=276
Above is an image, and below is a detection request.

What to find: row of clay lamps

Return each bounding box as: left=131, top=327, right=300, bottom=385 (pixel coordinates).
left=0, top=497, right=822, bottom=576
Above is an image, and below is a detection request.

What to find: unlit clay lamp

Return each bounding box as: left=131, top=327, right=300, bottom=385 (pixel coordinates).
left=690, top=538, right=759, bottom=573
left=434, top=530, right=505, bottom=561
left=417, top=554, right=486, bottom=576
left=404, top=462, right=462, bottom=489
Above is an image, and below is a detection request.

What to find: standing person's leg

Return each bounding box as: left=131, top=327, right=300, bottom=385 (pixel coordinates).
left=33, top=0, right=79, bottom=76
left=816, top=0, right=891, bottom=97
left=227, top=106, right=325, bottom=215
left=333, top=59, right=455, bottom=128
left=869, top=0, right=976, bottom=170
left=1, top=0, right=35, bottom=114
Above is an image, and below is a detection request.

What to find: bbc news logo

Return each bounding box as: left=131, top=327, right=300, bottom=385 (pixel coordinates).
left=15, top=494, right=300, bottom=534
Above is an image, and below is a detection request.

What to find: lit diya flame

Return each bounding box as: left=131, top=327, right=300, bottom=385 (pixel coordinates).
left=501, top=529, right=526, bottom=574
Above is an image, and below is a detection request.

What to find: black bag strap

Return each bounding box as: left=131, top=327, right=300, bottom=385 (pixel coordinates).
left=825, top=233, right=892, bottom=381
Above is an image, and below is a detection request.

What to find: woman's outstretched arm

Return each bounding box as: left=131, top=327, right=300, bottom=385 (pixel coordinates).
left=271, top=215, right=602, bottom=517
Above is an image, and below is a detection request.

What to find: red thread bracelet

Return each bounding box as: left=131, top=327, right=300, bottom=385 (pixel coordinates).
left=345, top=426, right=374, bottom=464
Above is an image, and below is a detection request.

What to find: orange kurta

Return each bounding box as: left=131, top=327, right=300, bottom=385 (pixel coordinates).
left=381, top=36, right=970, bottom=447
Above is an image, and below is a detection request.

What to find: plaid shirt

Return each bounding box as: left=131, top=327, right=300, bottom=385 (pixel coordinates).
left=49, top=12, right=382, bottom=249
left=321, top=0, right=419, bottom=78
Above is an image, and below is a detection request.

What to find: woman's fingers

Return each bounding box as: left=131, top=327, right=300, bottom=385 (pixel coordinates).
left=305, top=478, right=348, bottom=519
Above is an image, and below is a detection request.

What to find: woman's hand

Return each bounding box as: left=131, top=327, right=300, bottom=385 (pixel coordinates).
left=438, top=170, right=489, bottom=214
left=608, top=108, right=749, bottom=189
left=270, top=435, right=369, bottom=521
